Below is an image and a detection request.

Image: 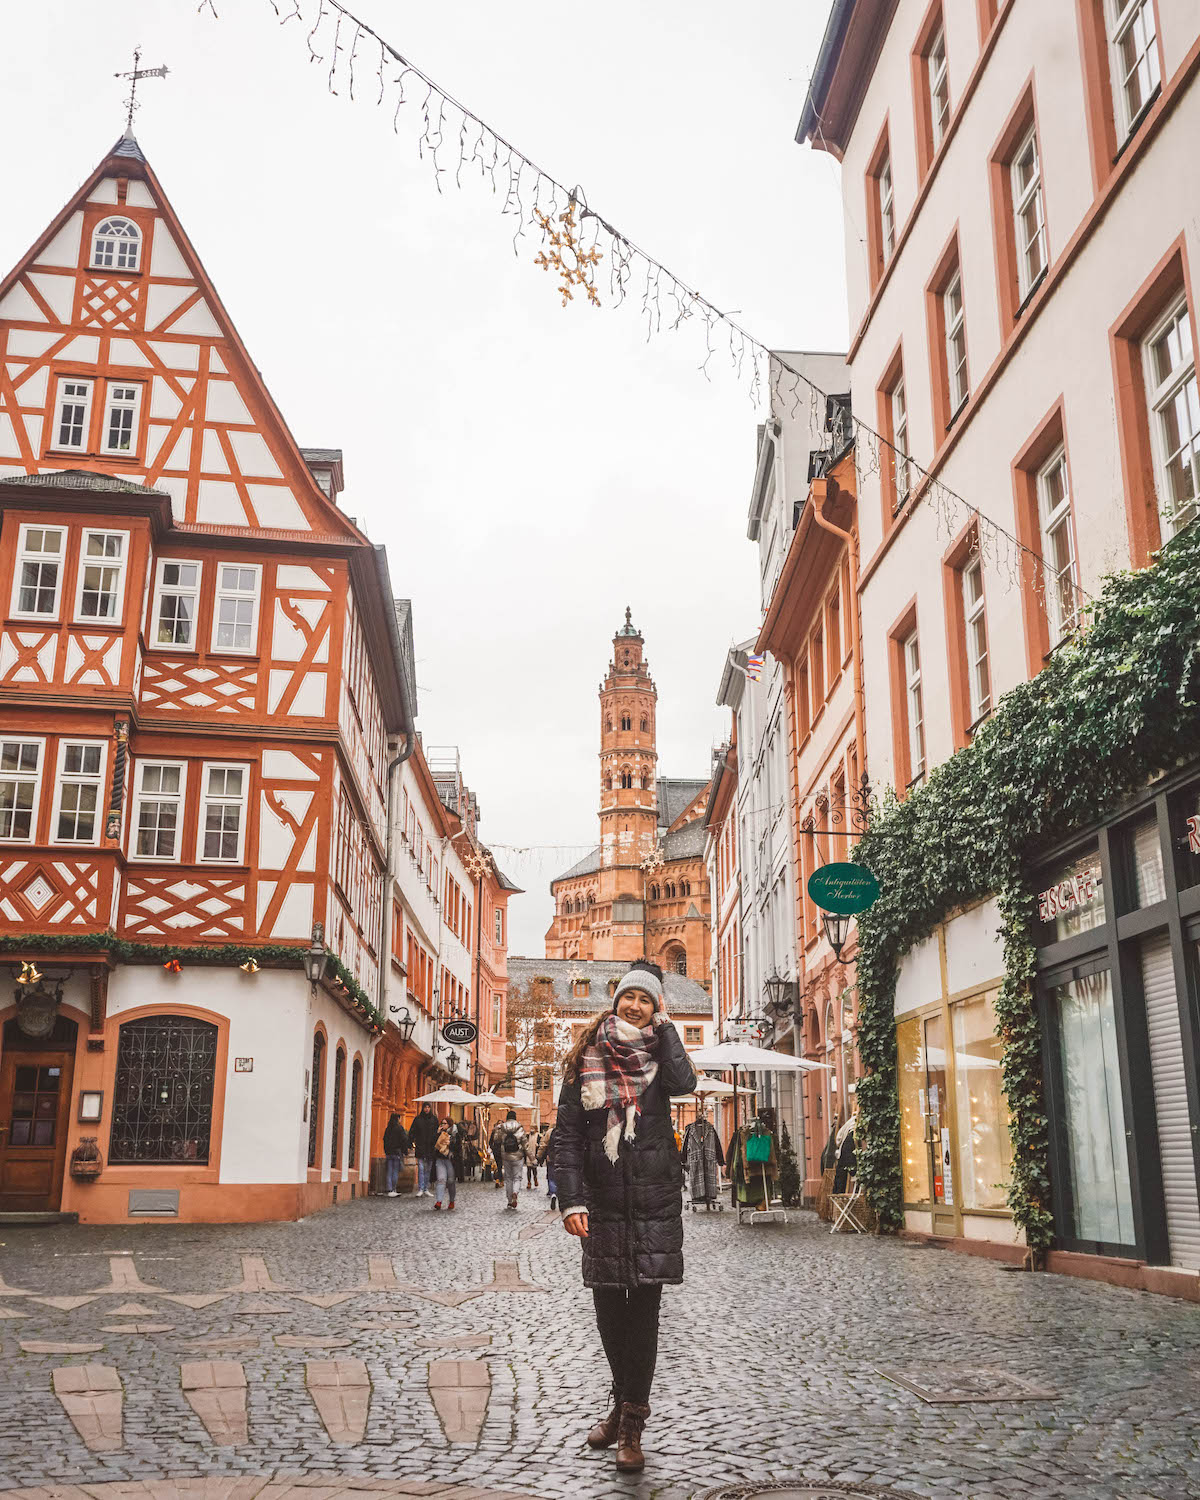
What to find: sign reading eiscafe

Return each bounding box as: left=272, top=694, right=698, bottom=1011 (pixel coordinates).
left=1188, top=814, right=1200, bottom=856
left=1037, top=866, right=1101, bottom=923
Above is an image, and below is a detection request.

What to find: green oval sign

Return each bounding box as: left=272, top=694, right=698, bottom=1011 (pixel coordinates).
left=807, top=862, right=880, bottom=916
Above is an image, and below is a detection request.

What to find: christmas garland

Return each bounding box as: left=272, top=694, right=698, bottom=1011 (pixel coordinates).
left=852, top=521, right=1200, bottom=1245
left=0, top=932, right=385, bottom=1033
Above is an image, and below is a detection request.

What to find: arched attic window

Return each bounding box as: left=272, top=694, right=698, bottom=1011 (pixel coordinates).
left=680, top=880, right=691, bottom=897
left=673, top=949, right=687, bottom=976
left=91, top=217, right=142, bottom=272
left=649, top=884, right=660, bottom=901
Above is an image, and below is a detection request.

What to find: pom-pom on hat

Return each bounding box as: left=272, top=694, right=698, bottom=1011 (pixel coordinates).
left=611, top=959, right=664, bottom=1013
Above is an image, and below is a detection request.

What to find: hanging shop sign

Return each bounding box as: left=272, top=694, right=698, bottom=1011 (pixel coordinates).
left=1036, top=865, right=1102, bottom=923
left=1187, top=815, right=1200, bottom=856
left=807, top=862, right=880, bottom=916
left=442, top=1018, right=478, bottom=1046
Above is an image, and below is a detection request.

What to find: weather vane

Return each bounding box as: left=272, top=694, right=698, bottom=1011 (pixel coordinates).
left=115, top=47, right=170, bottom=136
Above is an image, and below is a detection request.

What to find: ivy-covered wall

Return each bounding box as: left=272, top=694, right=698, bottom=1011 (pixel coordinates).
left=852, top=522, right=1200, bottom=1246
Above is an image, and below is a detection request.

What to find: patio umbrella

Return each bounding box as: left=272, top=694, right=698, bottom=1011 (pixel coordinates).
left=414, top=1084, right=481, bottom=1104
left=687, top=1040, right=831, bottom=1136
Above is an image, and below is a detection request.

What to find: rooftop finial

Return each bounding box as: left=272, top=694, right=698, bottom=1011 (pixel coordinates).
left=617, top=605, right=641, bottom=638
left=115, top=46, right=169, bottom=137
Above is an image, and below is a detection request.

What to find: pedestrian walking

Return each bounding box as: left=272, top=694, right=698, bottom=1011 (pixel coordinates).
left=462, top=1117, right=481, bottom=1181
left=490, top=1110, right=526, bottom=1209
left=554, top=959, right=696, bottom=1474
left=382, top=1112, right=409, bottom=1197
left=433, top=1118, right=457, bottom=1211
left=523, top=1128, right=541, bottom=1189
left=408, top=1101, right=438, bottom=1198
left=537, top=1124, right=557, bottom=1210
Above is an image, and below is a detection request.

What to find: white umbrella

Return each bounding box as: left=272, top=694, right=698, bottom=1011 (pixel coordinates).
left=414, top=1084, right=481, bottom=1104
left=688, top=1040, right=831, bottom=1072
left=676, top=1078, right=757, bottom=1099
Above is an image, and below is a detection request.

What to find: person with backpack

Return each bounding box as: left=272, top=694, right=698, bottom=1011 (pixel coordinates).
left=382, top=1112, right=409, bottom=1197
left=408, top=1102, right=438, bottom=1197
left=490, top=1110, right=526, bottom=1209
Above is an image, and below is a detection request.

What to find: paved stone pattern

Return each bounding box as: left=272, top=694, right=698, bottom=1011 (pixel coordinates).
left=2, top=1186, right=1200, bottom=1498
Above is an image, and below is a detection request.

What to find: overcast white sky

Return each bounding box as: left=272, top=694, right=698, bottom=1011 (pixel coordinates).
left=0, top=0, right=847, bottom=957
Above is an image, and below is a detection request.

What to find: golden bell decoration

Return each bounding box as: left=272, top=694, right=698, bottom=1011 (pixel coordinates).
left=163, top=958, right=182, bottom=974
left=239, top=959, right=260, bottom=975
left=17, top=961, right=43, bottom=986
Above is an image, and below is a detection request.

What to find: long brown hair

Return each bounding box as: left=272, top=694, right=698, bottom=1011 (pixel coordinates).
left=562, top=1012, right=606, bottom=1085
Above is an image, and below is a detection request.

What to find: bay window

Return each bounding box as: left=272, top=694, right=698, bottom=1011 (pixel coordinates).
left=133, top=761, right=186, bottom=860
left=0, top=740, right=42, bottom=841
left=54, top=741, right=104, bottom=843
left=12, top=526, right=63, bottom=619
left=75, top=530, right=127, bottom=622
left=199, top=763, right=248, bottom=863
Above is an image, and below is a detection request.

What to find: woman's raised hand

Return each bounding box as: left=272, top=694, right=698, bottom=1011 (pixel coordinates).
left=562, top=1210, right=589, bottom=1239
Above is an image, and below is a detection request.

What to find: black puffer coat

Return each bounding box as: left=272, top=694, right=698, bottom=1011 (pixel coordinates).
left=554, top=1022, right=697, bottom=1287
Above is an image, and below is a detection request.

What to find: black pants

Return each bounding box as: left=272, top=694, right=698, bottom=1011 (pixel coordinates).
left=592, top=1285, right=663, bottom=1406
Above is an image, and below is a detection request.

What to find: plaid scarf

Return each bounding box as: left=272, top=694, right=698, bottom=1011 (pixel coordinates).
left=579, top=1014, right=659, bottom=1163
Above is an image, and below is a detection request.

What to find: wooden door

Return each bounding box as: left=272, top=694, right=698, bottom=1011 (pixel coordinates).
left=0, top=1045, right=75, bottom=1211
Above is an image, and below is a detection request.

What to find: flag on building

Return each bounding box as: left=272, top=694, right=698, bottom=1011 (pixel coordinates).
left=744, top=654, right=765, bottom=681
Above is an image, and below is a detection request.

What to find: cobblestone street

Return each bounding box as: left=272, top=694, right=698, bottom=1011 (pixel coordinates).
left=2, top=1186, right=1200, bottom=1500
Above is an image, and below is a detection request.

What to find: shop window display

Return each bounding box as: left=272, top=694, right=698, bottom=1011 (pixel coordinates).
left=951, top=990, right=1011, bottom=1210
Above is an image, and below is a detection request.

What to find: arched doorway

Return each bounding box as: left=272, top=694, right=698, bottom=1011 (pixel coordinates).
left=0, top=1012, right=78, bottom=1212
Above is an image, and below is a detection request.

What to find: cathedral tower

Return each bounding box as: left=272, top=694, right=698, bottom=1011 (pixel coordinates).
left=598, top=607, right=658, bottom=871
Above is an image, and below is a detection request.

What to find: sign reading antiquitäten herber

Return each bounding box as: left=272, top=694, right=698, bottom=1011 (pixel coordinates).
left=806, top=862, right=880, bottom=915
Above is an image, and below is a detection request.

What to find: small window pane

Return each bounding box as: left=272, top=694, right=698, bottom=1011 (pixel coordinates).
left=1128, top=813, right=1166, bottom=907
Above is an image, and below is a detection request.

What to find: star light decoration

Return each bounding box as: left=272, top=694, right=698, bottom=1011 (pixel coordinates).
left=534, top=198, right=603, bottom=308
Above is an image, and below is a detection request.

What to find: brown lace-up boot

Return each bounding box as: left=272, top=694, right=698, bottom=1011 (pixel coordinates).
left=586, top=1388, right=622, bottom=1448
left=614, top=1401, right=651, bottom=1472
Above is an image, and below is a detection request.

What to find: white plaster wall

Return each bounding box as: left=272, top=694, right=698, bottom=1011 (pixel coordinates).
left=106, top=966, right=312, bottom=1185
left=839, top=0, right=1200, bottom=793
left=893, top=931, right=941, bottom=1017
left=306, top=986, right=377, bottom=1180
left=944, top=898, right=1004, bottom=994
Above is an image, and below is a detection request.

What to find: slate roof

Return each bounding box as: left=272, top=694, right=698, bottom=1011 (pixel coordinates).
left=1, top=469, right=167, bottom=495
left=112, top=133, right=147, bottom=163
left=557, top=847, right=601, bottom=881
left=507, top=956, right=713, bottom=1016
left=657, top=777, right=709, bottom=829
left=662, top=820, right=706, bottom=861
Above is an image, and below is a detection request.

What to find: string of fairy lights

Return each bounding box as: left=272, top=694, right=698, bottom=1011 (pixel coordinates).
left=194, top=0, right=1091, bottom=609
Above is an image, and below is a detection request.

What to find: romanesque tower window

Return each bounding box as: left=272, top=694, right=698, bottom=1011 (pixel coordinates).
left=620, top=770, right=633, bottom=789
left=640, top=716, right=648, bottom=732
left=621, top=714, right=632, bottom=731
left=91, top=217, right=142, bottom=272
left=673, top=949, right=687, bottom=976
left=641, top=772, right=650, bottom=789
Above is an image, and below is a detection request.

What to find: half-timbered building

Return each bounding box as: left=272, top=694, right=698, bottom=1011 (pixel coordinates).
left=0, top=135, right=416, bottom=1223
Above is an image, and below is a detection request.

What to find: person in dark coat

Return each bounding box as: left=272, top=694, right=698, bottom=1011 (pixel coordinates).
left=554, top=959, right=696, bottom=1474
left=408, top=1102, right=438, bottom=1198
left=383, top=1112, right=409, bottom=1196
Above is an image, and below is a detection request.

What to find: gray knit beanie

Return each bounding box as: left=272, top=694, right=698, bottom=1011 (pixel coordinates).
left=612, top=962, right=663, bottom=1013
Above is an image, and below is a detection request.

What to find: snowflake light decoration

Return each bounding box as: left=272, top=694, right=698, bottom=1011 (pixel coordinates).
left=640, top=845, right=665, bottom=874
left=534, top=199, right=603, bottom=308
left=463, top=848, right=493, bottom=881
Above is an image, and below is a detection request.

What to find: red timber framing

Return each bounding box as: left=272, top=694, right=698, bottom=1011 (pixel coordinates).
left=0, top=137, right=415, bottom=1007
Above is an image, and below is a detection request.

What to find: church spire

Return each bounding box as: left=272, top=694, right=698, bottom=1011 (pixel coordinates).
left=598, top=609, right=657, bottom=869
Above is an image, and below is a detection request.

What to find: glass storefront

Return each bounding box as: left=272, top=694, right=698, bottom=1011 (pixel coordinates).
left=951, top=991, right=1011, bottom=1212
left=1036, top=770, right=1200, bottom=1264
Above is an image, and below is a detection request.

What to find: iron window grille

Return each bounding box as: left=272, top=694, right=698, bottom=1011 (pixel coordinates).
left=108, top=1016, right=218, bottom=1164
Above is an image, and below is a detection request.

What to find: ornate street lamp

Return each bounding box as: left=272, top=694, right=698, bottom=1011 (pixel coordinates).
left=822, top=910, right=852, bottom=962
left=763, top=970, right=788, bottom=1015
left=303, top=922, right=327, bottom=991
left=388, top=1003, right=416, bottom=1046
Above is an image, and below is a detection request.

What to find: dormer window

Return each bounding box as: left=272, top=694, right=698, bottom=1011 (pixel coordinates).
left=91, top=217, right=141, bottom=272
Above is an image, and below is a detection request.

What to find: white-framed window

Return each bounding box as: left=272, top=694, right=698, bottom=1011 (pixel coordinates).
left=878, top=153, right=895, bottom=263
left=74, top=530, right=128, bottom=623
left=212, top=563, right=261, bottom=654
left=962, top=555, right=991, bottom=723
left=91, top=217, right=142, bottom=272
left=53, top=377, right=93, bottom=451
left=133, top=761, right=186, bottom=861
left=904, top=632, right=925, bottom=782
left=927, top=25, right=950, bottom=150
left=1144, top=296, right=1199, bottom=540
left=1011, top=125, right=1047, bottom=300
left=0, top=739, right=43, bottom=842
left=102, top=383, right=142, bottom=455
left=151, top=559, right=202, bottom=648
left=1036, top=448, right=1081, bottom=646
left=494, top=908, right=503, bottom=945
left=891, top=379, right=910, bottom=506
left=1108, top=0, right=1160, bottom=138
left=11, top=525, right=64, bottom=619
left=944, top=270, right=968, bottom=414
left=199, top=763, right=248, bottom=863
left=53, top=740, right=105, bottom=844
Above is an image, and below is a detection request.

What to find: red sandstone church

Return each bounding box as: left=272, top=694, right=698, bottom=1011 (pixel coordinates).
left=544, top=611, right=712, bottom=986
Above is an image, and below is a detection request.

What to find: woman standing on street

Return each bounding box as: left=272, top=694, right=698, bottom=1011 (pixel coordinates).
left=553, top=959, right=696, bottom=1473
left=432, top=1117, right=457, bottom=1211
left=383, top=1113, right=409, bottom=1197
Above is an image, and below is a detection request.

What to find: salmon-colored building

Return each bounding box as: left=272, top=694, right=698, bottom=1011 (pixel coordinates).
left=545, top=610, right=711, bottom=986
